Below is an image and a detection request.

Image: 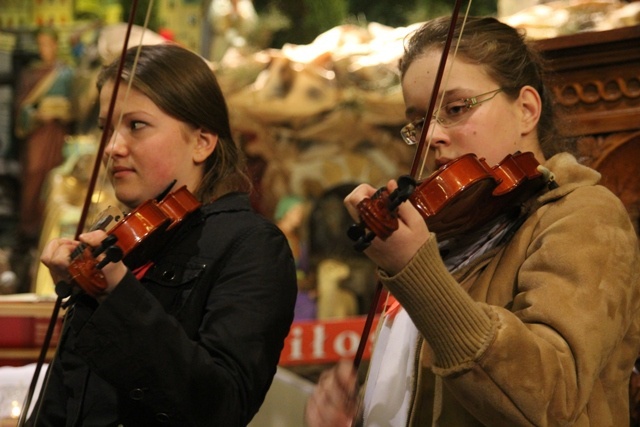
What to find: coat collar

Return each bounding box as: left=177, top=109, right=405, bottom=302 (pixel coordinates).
left=200, top=192, right=253, bottom=216
left=540, top=153, right=601, bottom=204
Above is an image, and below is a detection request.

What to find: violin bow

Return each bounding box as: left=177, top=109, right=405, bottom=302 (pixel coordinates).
left=16, top=1, right=149, bottom=424
left=351, top=0, right=470, bottom=371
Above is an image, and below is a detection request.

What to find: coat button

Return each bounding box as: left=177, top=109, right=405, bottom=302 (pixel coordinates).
left=129, top=388, right=144, bottom=400
left=156, top=412, right=170, bottom=423
left=162, top=270, right=175, bottom=280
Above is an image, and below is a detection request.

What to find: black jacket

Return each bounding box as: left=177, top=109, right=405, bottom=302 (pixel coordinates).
left=33, top=193, right=298, bottom=426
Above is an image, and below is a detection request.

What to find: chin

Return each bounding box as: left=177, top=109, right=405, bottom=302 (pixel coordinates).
left=114, top=192, right=139, bottom=210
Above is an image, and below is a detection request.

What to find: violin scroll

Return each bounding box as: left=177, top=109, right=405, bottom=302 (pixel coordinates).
left=61, top=185, right=201, bottom=298
left=63, top=235, right=123, bottom=297
left=347, top=176, right=417, bottom=251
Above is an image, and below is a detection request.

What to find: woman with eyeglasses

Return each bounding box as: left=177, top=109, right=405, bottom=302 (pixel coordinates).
left=305, top=16, right=640, bottom=427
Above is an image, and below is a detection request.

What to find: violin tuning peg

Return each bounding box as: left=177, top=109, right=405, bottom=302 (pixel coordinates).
left=353, top=233, right=373, bottom=252
left=96, top=245, right=124, bottom=269
left=396, top=175, right=417, bottom=196
left=55, top=280, right=73, bottom=298
left=347, top=223, right=365, bottom=241
left=387, top=176, right=416, bottom=209
left=91, top=235, right=118, bottom=258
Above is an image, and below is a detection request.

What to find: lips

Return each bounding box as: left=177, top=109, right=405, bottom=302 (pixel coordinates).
left=110, top=165, right=134, bottom=177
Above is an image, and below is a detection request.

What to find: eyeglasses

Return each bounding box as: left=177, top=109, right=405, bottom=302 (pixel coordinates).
left=400, top=88, right=504, bottom=145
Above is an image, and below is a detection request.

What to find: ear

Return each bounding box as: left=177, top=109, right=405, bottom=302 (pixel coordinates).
left=193, top=129, right=218, bottom=164
left=518, top=85, right=542, bottom=136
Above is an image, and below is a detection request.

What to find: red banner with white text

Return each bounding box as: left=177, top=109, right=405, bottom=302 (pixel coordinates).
left=279, top=316, right=380, bottom=366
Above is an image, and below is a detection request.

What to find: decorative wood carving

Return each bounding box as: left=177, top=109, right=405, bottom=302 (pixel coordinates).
left=535, top=25, right=640, bottom=137
left=534, top=25, right=640, bottom=235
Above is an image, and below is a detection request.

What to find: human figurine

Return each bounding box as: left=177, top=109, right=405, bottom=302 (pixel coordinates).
left=274, top=195, right=316, bottom=320
left=13, top=27, right=74, bottom=291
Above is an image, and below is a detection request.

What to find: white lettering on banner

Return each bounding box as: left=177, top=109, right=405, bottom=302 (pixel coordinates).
left=334, top=330, right=359, bottom=357
left=279, top=316, right=380, bottom=366
left=312, top=324, right=326, bottom=358
left=288, top=326, right=303, bottom=361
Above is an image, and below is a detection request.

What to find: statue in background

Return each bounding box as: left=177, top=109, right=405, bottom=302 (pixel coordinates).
left=208, top=0, right=258, bottom=61
left=13, top=27, right=75, bottom=292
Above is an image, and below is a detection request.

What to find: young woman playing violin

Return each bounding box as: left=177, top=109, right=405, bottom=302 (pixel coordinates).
left=34, top=44, right=297, bottom=426
left=305, top=16, right=640, bottom=427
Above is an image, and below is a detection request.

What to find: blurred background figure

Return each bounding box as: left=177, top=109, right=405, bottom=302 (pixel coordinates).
left=307, top=184, right=378, bottom=320
left=274, top=194, right=316, bottom=321
left=208, top=0, right=258, bottom=61
left=12, top=27, right=75, bottom=293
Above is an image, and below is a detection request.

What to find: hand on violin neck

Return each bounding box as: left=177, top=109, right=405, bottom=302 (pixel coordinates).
left=345, top=180, right=431, bottom=276
left=367, top=200, right=431, bottom=276
left=77, top=230, right=128, bottom=293
left=344, top=183, right=379, bottom=223
left=41, top=237, right=80, bottom=289
left=42, top=232, right=128, bottom=300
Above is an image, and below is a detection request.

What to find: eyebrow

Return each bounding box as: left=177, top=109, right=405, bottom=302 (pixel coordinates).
left=405, top=87, right=477, bottom=117
left=98, top=110, right=154, bottom=122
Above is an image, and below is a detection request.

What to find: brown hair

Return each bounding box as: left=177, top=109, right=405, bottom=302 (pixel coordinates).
left=400, top=16, right=574, bottom=157
left=97, top=43, right=251, bottom=202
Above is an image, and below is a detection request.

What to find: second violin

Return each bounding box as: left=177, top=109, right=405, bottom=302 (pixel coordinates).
left=349, top=151, right=556, bottom=250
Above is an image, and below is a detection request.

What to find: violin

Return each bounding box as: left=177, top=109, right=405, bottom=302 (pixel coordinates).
left=349, top=151, right=555, bottom=250
left=64, top=185, right=201, bottom=298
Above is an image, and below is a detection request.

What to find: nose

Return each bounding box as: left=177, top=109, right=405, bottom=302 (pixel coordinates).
left=103, top=128, right=128, bottom=158
left=425, top=120, right=451, bottom=149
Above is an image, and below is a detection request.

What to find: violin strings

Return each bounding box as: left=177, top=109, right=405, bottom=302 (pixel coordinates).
left=417, top=1, right=473, bottom=181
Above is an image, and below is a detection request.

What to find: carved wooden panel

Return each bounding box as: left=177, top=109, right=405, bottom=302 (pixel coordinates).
left=534, top=26, right=640, bottom=235
left=535, top=25, right=640, bottom=136
left=576, top=131, right=640, bottom=233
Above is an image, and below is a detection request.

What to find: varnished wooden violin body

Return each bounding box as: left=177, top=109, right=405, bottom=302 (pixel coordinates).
left=65, top=185, right=201, bottom=297
left=349, top=151, right=553, bottom=250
